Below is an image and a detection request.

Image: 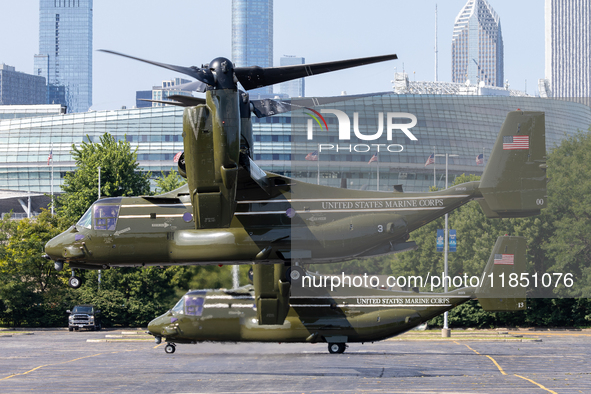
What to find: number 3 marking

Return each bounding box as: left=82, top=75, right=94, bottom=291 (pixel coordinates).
left=378, top=225, right=383, bottom=233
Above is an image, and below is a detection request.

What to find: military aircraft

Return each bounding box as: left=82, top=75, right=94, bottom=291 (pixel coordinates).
left=44, top=51, right=546, bottom=325
left=147, top=236, right=526, bottom=354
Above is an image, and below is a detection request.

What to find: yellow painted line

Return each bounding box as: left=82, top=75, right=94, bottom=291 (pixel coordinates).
left=514, top=374, right=558, bottom=394
left=0, top=351, right=131, bottom=381
left=455, top=341, right=480, bottom=355
left=510, top=331, right=591, bottom=337
left=456, top=341, right=558, bottom=392
left=153, top=342, right=165, bottom=349
left=485, top=355, right=507, bottom=375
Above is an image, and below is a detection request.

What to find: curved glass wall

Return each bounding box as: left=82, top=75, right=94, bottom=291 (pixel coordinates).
left=0, top=94, right=590, bottom=193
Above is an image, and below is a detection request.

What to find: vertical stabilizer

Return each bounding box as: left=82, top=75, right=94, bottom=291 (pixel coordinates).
left=478, top=111, right=546, bottom=218
left=476, top=236, right=527, bottom=312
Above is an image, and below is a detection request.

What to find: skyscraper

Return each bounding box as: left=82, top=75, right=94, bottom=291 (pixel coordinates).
left=34, top=0, right=93, bottom=113
left=451, top=0, right=504, bottom=87
left=231, top=0, right=273, bottom=96
left=543, top=0, right=591, bottom=98
left=279, top=56, right=305, bottom=97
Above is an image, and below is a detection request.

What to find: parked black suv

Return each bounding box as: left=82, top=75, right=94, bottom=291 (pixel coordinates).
left=67, top=305, right=101, bottom=331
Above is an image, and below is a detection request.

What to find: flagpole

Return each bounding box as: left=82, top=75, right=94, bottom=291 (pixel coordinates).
left=377, top=157, right=380, bottom=191
left=50, top=144, right=54, bottom=215
left=433, top=147, right=436, bottom=189
left=317, top=143, right=320, bottom=185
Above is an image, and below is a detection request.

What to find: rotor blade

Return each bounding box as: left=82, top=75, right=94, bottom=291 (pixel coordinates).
left=250, top=93, right=377, bottom=118
left=138, top=99, right=190, bottom=107
left=234, top=54, right=397, bottom=91
left=162, top=80, right=207, bottom=93
left=167, top=95, right=206, bottom=106
left=98, top=49, right=216, bottom=86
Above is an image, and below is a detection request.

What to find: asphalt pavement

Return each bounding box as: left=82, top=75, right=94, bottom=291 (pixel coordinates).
left=0, top=329, right=589, bottom=393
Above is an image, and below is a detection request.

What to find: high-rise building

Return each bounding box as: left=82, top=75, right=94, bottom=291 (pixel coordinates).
left=279, top=56, right=305, bottom=97
left=0, top=64, right=46, bottom=105
left=34, top=0, right=93, bottom=113
left=231, top=0, right=273, bottom=96
left=543, top=0, right=591, bottom=98
left=451, top=0, right=504, bottom=87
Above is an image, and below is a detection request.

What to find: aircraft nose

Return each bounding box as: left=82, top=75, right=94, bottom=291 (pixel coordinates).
left=148, top=316, right=164, bottom=335
left=44, top=236, right=63, bottom=260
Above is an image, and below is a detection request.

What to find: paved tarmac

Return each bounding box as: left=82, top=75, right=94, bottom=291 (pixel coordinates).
left=0, top=329, right=590, bottom=393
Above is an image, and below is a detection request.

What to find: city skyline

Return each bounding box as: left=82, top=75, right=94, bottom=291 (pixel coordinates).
left=1, top=1, right=545, bottom=111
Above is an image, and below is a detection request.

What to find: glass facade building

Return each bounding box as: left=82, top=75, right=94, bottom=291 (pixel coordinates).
left=0, top=104, right=65, bottom=120
left=1, top=94, right=589, bottom=194
left=544, top=0, right=591, bottom=98
left=452, top=0, right=504, bottom=87
left=34, top=0, right=93, bottom=113
left=0, top=64, right=47, bottom=105
left=231, top=0, right=273, bottom=96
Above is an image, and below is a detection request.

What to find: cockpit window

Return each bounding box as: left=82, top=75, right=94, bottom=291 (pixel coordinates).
left=172, top=297, right=185, bottom=314
left=93, top=205, right=120, bottom=231
left=184, top=295, right=205, bottom=316
left=76, top=207, right=92, bottom=229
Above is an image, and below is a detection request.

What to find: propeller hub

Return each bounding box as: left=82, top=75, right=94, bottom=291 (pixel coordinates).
left=209, top=57, right=235, bottom=89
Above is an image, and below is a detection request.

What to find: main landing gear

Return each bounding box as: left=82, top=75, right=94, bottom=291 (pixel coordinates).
left=68, top=270, right=82, bottom=289
left=328, top=343, right=347, bottom=354
left=164, top=343, right=176, bottom=354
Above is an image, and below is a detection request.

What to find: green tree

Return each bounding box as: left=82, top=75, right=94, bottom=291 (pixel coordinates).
left=0, top=210, right=72, bottom=326
left=57, top=133, right=151, bottom=223
left=154, top=168, right=186, bottom=194
left=543, top=130, right=591, bottom=297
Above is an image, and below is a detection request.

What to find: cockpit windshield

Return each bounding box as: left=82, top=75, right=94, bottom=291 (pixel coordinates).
left=94, top=205, right=120, bottom=231
left=170, top=294, right=205, bottom=316
left=172, top=297, right=185, bottom=314
left=76, top=207, right=92, bottom=229
left=184, top=295, right=205, bottom=316
left=76, top=204, right=120, bottom=231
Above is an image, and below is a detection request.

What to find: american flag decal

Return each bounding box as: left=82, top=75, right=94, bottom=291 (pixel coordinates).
left=503, top=135, right=529, bottom=150
left=494, top=254, right=515, bottom=265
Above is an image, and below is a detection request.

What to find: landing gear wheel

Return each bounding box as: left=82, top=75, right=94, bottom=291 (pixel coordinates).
left=68, top=276, right=82, bottom=289
left=164, top=343, right=176, bottom=354
left=285, top=266, right=305, bottom=283
left=328, top=343, right=347, bottom=354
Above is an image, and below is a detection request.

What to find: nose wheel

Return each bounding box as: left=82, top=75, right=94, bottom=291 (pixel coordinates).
left=68, top=270, right=82, bottom=289
left=328, top=343, right=347, bottom=354
left=164, top=343, right=176, bottom=354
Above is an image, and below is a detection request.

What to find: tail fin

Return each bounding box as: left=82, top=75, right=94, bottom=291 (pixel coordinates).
left=476, top=236, right=527, bottom=312
left=478, top=111, right=546, bottom=218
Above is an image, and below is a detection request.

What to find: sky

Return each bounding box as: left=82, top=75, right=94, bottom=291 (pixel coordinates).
left=0, top=0, right=545, bottom=111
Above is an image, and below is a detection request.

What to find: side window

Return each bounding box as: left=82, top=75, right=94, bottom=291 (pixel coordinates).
left=184, top=296, right=205, bottom=316
left=93, top=205, right=120, bottom=230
